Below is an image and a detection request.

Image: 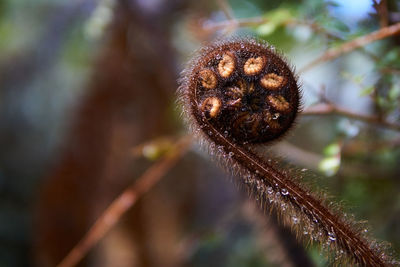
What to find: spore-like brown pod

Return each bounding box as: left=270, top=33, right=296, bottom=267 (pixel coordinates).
left=178, top=38, right=397, bottom=266
left=185, top=39, right=299, bottom=144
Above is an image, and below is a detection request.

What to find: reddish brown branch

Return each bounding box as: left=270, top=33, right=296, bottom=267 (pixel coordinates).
left=56, top=136, right=192, bottom=267
left=201, top=15, right=387, bottom=66
left=216, top=0, right=235, bottom=20
left=300, top=22, right=400, bottom=72
left=203, top=17, right=267, bottom=31
left=203, top=16, right=343, bottom=39
left=302, top=103, right=400, bottom=131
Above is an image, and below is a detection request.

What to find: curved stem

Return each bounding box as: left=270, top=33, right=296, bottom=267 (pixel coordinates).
left=198, top=114, right=387, bottom=266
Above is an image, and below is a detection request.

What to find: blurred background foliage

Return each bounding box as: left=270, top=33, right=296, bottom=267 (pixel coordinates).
left=0, top=0, right=399, bottom=266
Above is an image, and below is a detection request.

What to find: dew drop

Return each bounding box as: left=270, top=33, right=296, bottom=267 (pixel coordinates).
left=243, top=175, right=251, bottom=184
left=267, top=187, right=273, bottom=195
left=281, top=188, right=289, bottom=195
left=272, top=113, right=280, bottom=119
left=328, top=232, right=337, bottom=241
left=228, top=151, right=234, bottom=157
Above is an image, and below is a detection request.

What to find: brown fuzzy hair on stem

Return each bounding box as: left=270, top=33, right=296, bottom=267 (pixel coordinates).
left=178, top=38, right=398, bottom=266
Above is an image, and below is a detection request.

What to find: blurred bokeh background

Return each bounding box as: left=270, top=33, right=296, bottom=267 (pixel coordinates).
left=0, top=0, right=399, bottom=266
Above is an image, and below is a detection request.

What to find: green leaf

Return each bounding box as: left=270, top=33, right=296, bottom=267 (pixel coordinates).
left=256, top=23, right=277, bottom=36
left=256, top=8, right=293, bottom=36
left=141, top=139, right=174, bottom=160
left=360, top=86, right=374, bottom=97
left=319, top=156, right=341, bottom=176
left=389, top=85, right=400, bottom=100
left=323, top=143, right=340, bottom=156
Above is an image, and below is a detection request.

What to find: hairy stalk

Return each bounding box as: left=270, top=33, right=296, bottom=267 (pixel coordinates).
left=179, top=38, right=397, bottom=266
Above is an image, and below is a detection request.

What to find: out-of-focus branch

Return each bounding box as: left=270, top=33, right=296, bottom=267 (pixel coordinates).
left=216, top=0, right=234, bottom=20
left=202, top=15, right=388, bottom=65
left=56, top=136, right=192, bottom=267
left=272, top=141, right=323, bottom=170
left=373, top=0, right=389, bottom=28
left=302, top=103, right=400, bottom=131
left=380, top=67, right=400, bottom=76
left=36, top=0, right=180, bottom=264
left=299, top=22, right=400, bottom=73
left=203, top=16, right=340, bottom=38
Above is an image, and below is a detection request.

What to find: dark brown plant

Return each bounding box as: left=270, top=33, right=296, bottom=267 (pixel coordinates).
left=178, top=38, right=398, bottom=266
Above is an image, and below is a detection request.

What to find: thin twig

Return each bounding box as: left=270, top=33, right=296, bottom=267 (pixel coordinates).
left=203, top=15, right=386, bottom=65
left=56, top=136, right=192, bottom=267
left=302, top=103, right=400, bottom=131
left=215, top=0, right=237, bottom=35
left=203, top=16, right=344, bottom=38
left=203, top=16, right=267, bottom=31
left=380, top=67, right=400, bottom=76
left=299, top=22, right=400, bottom=73
left=216, top=0, right=235, bottom=20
